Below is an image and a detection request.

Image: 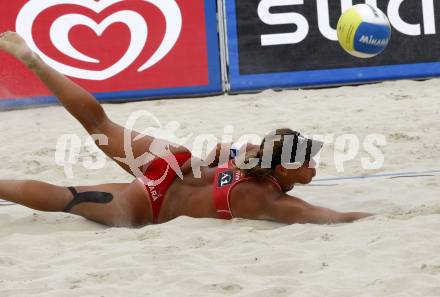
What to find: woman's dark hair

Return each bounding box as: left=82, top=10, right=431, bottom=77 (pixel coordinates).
left=235, top=128, right=302, bottom=177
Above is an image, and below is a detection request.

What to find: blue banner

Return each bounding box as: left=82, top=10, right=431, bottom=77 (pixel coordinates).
left=225, top=0, right=440, bottom=92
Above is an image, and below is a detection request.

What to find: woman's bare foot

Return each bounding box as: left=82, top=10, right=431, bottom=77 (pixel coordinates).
left=0, top=31, right=38, bottom=68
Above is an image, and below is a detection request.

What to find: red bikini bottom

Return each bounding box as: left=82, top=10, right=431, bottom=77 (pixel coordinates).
left=142, top=153, right=191, bottom=223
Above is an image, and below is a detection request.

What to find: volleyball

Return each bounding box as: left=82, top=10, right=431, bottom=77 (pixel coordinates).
left=337, top=4, right=391, bottom=58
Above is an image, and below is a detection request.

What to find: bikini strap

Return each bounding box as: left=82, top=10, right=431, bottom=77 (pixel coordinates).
left=262, top=175, right=283, bottom=192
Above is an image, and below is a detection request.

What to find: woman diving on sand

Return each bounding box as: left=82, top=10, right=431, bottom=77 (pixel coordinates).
left=0, top=31, right=371, bottom=227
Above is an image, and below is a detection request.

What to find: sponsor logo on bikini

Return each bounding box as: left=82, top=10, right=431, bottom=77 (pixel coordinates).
left=147, top=185, right=161, bottom=201
left=234, top=171, right=243, bottom=181
left=218, top=171, right=234, bottom=187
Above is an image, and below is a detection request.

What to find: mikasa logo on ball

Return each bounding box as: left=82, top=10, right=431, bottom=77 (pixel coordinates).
left=359, top=35, right=388, bottom=47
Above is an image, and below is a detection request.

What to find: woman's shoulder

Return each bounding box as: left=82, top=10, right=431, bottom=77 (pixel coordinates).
left=231, top=175, right=279, bottom=201
left=228, top=177, right=281, bottom=219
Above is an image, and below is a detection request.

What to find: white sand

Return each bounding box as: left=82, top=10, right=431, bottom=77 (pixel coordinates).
left=1, top=79, right=440, bottom=297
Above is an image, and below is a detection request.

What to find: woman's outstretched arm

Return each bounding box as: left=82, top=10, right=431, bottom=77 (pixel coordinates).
left=264, top=194, right=373, bottom=224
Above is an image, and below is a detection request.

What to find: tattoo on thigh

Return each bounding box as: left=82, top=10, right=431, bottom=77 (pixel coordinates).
left=63, top=187, right=114, bottom=213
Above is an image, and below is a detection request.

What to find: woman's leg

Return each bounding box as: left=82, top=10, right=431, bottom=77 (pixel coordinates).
left=0, top=179, right=152, bottom=227
left=0, top=31, right=190, bottom=176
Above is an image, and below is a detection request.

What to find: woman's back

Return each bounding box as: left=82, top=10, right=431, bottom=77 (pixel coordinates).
left=162, top=163, right=218, bottom=222
left=161, top=161, right=279, bottom=224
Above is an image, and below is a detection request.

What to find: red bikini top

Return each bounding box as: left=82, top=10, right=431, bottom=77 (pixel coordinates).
left=213, top=160, right=282, bottom=219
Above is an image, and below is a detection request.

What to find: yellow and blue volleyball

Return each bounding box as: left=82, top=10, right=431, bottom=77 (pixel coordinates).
left=337, top=4, right=391, bottom=58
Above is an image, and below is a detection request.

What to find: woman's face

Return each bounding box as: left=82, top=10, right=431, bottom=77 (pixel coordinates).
left=275, top=160, right=317, bottom=191
left=293, top=162, right=316, bottom=184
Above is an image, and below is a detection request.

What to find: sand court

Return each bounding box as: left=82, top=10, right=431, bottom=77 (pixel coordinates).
left=1, top=79, right=440, bottom=296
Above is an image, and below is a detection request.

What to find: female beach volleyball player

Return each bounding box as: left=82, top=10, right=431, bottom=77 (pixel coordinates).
left=0, top=31, right=371, bottom=227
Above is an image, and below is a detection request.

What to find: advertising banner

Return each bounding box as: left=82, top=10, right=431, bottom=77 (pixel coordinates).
left=225, top=0, right=440, bottom=91
left=0, top=0, right=221, bottom=109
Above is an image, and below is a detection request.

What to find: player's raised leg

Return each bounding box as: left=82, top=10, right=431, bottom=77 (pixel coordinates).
left=0, top=31, right=189, bottom=176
